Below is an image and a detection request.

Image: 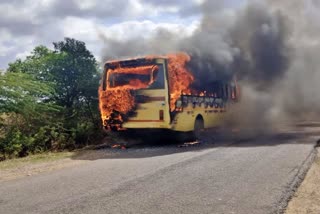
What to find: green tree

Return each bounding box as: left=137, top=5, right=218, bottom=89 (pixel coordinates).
left=8, top=39, right=100, bottom=125
left=52, top=38, right=99, bottom=110
left=51, top=38, right=101, bottom=145
left=5, top=38, right=102, bottom=156
left=0, top=72, right=57, bottom=116
left=0, top=72, right=61, bottom=159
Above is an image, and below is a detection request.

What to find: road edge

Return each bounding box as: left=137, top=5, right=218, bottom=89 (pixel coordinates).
left=276, top=142, right=319, bottom=214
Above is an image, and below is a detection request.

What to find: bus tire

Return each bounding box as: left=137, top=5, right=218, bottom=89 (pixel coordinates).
left=193, top=116, right=204, bottom=140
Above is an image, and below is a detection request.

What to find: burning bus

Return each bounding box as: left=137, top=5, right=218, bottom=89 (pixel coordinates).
left=99, top=52, right=239, bottom=138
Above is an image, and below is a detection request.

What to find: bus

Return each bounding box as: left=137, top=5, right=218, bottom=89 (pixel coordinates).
left=99, top=55, right=239, bottom=139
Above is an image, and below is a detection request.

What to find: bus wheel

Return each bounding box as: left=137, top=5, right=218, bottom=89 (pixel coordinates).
left=193, top=116, right=204, bottom=140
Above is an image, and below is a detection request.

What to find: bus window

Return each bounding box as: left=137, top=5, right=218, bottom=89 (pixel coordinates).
left=109, top=73, right=150, bottom=88
left=107, top=64, right=165, bottom=90
left=148, top=64, right=165, bottom=89
left=211, top=82, right=224, bottom=98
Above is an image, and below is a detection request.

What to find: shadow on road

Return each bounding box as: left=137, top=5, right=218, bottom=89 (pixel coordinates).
left=71, top=125, right=320, bottom=161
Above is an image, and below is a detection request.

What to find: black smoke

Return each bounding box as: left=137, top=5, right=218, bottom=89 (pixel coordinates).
left=183, top=2, right=291, bottom=92
left=101, top=1, right=291, bottom=92
left=101, top=0, right=320, bottom=124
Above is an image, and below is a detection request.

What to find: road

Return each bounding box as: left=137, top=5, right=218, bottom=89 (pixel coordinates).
left=0, top=127, right=319, bottom=214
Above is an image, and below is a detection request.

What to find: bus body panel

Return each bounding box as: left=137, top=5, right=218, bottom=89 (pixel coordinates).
left=170, top=105, right=226, bottom=132
left=121, top=58, right=172, bottom=130
left=101, top=57, right=239, bottom=133
left=122, top=89, right=171, bottom=129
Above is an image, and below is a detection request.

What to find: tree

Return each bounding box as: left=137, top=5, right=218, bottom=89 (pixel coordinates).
left=8, top=38, right=100, bottom=124
left=4, top=38, right=102, bottom=157
left=50, top=38, right=100, bottom=135
left=8, top=46, right=57, bottom=79
left=52, top=38, right=99, bottom=110
left=0, top=72, right=61, bottom=159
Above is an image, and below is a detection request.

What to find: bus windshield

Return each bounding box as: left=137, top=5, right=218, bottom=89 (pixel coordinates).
left=107, top=64, right=165, bottom=90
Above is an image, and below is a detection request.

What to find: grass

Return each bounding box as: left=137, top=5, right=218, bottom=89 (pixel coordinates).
left=0, top=152, right=74, bottom=171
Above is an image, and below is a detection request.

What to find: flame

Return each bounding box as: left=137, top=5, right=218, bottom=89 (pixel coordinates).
left=167, top=53, right=194, bottom=111
left=98, top=64, right=160, bottom=127
left=99, top=88, right=135, bottom=124
left=109, top=65, right=158, bottom=75
left=106, top=65, right=158, bottom=91
left=99, top=52, right=195, bottom=127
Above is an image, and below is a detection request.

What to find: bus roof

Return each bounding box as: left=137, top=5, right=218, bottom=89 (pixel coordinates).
left=104, top=57, right=167, bottom=69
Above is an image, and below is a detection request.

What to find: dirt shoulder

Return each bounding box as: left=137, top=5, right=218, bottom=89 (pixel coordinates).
left=0, top=151, right=97, bottom=181
left=286, top=148, right=320, bottom=214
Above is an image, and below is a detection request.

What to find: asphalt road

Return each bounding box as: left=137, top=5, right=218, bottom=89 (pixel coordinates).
left=0, top=127, right=319, bottom=214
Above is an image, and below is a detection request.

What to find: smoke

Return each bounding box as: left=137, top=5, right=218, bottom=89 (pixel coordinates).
left=182, top=1, right=291, bottom=93
left=99, top=27, right=182, bottom=60
left=265, top=0, right=320, bottom=121
left=100, top=0, right=320, bottom=131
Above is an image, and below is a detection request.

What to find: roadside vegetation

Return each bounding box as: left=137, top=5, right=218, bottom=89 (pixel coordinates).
left=0, top=38, right=103, bottom=160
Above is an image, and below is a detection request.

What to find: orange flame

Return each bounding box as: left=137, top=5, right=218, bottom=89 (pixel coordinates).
left=110, top=65, right=158, bottom=75
left=106, top=65, right=158, bottom=90
left=99, top=88, right=135, bottom=123
left=167, top=53, right=194, bottom=110
left=99, top=52, right=195, bottom=127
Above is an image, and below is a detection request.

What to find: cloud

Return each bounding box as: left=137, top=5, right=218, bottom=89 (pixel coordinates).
left=140, top=0, right=202, bottom=17
left=46, top=0, right=140, bottom=19
left=0, top=2, right=38, bottom=35
left=98, top=19, right=199, bottom=62
left=0, top=0, right=241, bottom=69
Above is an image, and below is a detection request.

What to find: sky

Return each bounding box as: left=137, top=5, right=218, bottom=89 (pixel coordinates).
left=0, top=0, right=246, bottom=69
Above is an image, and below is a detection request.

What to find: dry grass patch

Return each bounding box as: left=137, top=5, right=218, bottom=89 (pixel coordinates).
left=0, top=151, right=89, bottom=181
left=0, top=152, right=74, bottom=170
left=286, top=149, right=320, bottom=214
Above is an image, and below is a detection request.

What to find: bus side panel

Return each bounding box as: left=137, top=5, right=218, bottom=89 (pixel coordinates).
left=170, top=110, right=195, bottom=132
left=171, top=105, right=227, bottom=132
left=203, top=108, right=226, bottom=128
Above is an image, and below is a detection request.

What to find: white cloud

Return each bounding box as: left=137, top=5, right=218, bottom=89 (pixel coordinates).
left=62, top=17, right=98, bottom=40
left=0, top=0, right=201, bottom=68
left=0, top=29, right=11, bottom=41
left=0, top=46, right=13, bottom=57
left=77, top=0, right=98, bottom=10
left=61, top=17, right=199, bottom=62
left=101, top=19, right=200, bottom=40
left=0, top=0, right=242, bottom=68
left=15, top=50, right=31, bottom=60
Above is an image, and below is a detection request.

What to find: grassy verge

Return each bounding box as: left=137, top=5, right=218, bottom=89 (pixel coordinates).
left=0, top=152, right=74, bottom=171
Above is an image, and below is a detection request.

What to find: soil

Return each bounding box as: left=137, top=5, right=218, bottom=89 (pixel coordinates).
left=0, top=148, right=140, bottom=182
left=0, top=156, right=86, bottom=181
left=286, top=148, right=320, bottom=214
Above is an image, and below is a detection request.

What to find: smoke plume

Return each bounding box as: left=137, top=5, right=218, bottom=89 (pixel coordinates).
left=100, top=0, right=320, bottom=131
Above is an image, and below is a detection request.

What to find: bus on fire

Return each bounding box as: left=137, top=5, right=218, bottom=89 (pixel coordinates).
left=99, top=53, right=239, bottom=139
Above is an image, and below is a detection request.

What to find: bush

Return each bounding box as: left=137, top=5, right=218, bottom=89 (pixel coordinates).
left=0, top=38, right=103, bottom=160
left=0, top=124, right=82, bottom=160
left=0, top=128, right=31, bottom=159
